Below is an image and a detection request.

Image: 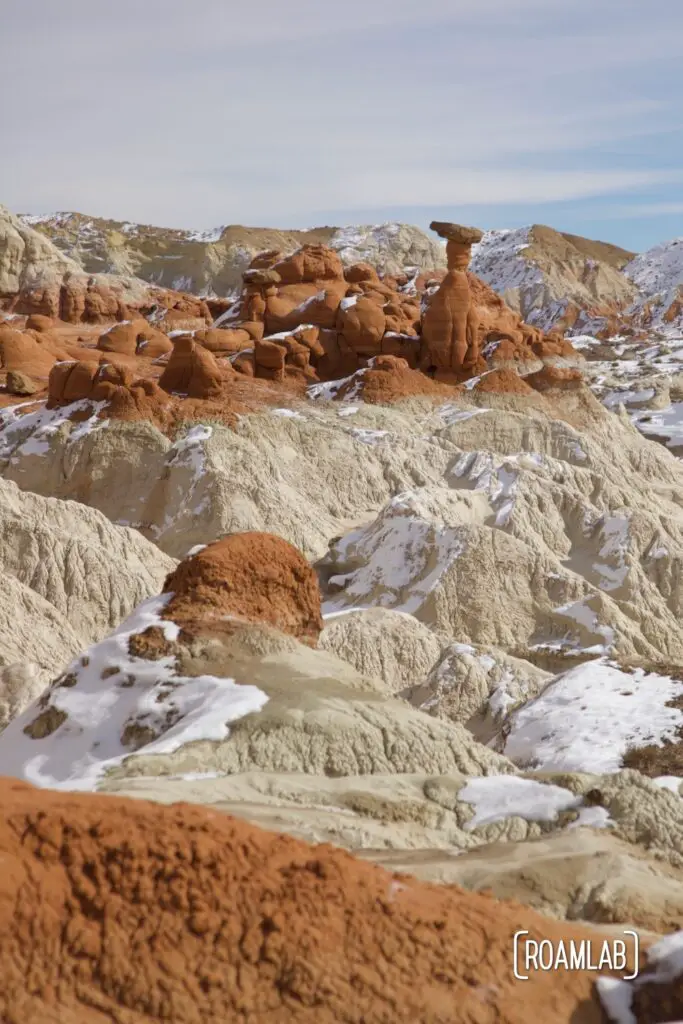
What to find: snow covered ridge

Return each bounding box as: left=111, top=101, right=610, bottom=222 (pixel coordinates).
left=470, top=226, right=541, bottom=297
left=328, top=223, right=445, bottom=274
left=503, top=659, right=683, bottom=775
left=0, top=398, right=109, bottom=461
left=623, top=237, right=683, bottom=298
left=0, top=593, right=268, bottom=791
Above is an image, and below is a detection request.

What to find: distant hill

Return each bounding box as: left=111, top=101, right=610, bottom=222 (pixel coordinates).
left=20, top=213, right=447, bottom=298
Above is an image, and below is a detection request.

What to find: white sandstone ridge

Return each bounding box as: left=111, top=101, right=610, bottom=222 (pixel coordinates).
left=19, top=212, right=446, bottom=297
left=0, top=593, right=269, bottom=791
left=8, top=383, right=683, bottom=669
left=0, top=473, right=175, bottom=706
left=470, top=223, right=637, bottom=330
left=621, top=236, right=683, bottom=335
left=0, top=205, right=159, bottom=310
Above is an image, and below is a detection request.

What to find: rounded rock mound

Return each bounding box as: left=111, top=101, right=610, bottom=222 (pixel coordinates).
left=0, top=778, right=621, bottom=1024
left=163, top=532, right=323, bottom=643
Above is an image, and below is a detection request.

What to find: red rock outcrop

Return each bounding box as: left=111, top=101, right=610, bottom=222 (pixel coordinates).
left=46, top=358, right=173, bottom=428
left=335, top=355, right=457, bottom=405
left=158, top=336, right=230, bottom=399
left=0, top=325, right=82, bottom=379
left=96, top=319, right=173, bottom=358
left=473, top=368, right=536, bottom=396
left=525, top=365, right=584, bottom=392
left=0, top=776, right=625, bottom=1024
left=24, top=314, right=55, bottom=333
left=162, top=532, right=324, bottom=643
left=421, top=223, right=485, bottom=378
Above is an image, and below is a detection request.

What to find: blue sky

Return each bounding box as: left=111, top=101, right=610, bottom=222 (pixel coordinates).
left=2, top=0, right=683, bottom=252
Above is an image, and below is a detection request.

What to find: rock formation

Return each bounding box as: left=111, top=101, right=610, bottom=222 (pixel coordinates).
left=469, top=224, right=638, bottom=332
left=162, top=533, right=323, bottom=643
left=207, top=227, right=573, bottom=390
left=23, top=212, right=448, bottom=296
left=0, top=206, right=212, bottom=326
left=421, top=222, right=485, bottom=378
left=0, top=474, right=173, bottom=699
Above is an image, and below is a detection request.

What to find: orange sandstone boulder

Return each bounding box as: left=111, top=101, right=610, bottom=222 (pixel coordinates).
left=158, top=336, right=228, bottom=399
left=336, top=355, right=456, bottom=405
left=272, top=244, right=344, bottom=285
left=0, top=327, right=62, bottom=377
left=526, top=365, right=584, bottom=392
left=163, top=532, right=324, bottom=643
left=337, top=296, right=386, bottom=356
left=195, top=327, right=252, bottom=355
left=24, top=314, right=55, bottom=333
left=473, top=368, right=536, bottom=396
left=48, top=360, right=99, bottom=404
left=97, top=321, right=141, bottom=356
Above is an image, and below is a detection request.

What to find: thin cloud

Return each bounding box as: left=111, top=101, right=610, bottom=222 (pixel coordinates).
left=600, top=202, right=683, bottom=219
left=2, top=0, right=683, bottom=235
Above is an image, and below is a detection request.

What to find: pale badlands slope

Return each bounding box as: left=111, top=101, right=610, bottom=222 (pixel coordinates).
left=21, top=212, right=447, bottom=297
left=2, top=355, right=683, bottom=957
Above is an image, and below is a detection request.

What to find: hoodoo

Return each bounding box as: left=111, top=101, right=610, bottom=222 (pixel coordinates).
left=421, top=221, right=485, bottom=378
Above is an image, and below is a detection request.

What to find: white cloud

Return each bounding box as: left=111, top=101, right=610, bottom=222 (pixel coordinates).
left=2, top=0, right=683, bottom=228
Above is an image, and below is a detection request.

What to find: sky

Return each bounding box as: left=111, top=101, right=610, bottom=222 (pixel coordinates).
left=2, top=0, right=683, bottom=252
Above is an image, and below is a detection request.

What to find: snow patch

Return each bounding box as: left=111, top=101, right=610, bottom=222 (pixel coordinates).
left=504, top=658, right=683, bottom=774
left=0, top=594, right=268, bottom=791
left=459, top=775, right=580, bottom=831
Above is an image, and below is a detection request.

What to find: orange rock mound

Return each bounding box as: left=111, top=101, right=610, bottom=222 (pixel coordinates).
left=473, top=368, right=535, bottom=396
left=336, top=355, right=457, bottom=404
left=47, top=358, right=171, bottom=421
left=163, top=532, right=324, bottom=643
left=0, top=778, right=619, bottom=1024
left=526, top=365, right=584, bottom=392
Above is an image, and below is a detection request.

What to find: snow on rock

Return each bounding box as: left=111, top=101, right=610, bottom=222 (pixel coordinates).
left=148, top=425, right=213, bottom=543
left=631, top=403, right=683, bottom=451
left=624, top=237, right=683, bottom=301
left=458, top=775, right=581, bottom=831
left=503, top=658, right=683, bottom=774
left=322, top=489, right=467, bottom=616
left=597, top=930, right=683, bottom=1024
left=652, top=776, right=683, bottom=795
left=270, top=408, right=306, bottom=420
left=450, top=450, right=539, bottom=528
left=186, top=225, right=226, bottom=243
left=591, top=513, right=630, bottom=592
left=329, top=223, right=446, bottom=277
left=0, top=399, right=108, bottom=463
left=620, top=237, right=683, bottom=336
left=568, top=806, right=615, bottom=830
left=307, top=369, right=368, bottom=402
left=0, top=594, right=268, bottom=791
left=470, top=227, right=541, bottom=308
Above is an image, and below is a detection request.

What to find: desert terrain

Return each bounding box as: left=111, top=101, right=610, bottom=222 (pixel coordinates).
left=1, top=203, right=683, bottom=1021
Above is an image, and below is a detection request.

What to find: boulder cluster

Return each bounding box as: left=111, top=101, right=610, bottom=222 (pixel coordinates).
left=204, top=221, right=576, bottom=388
left=0, top=220, right=581, bottom=416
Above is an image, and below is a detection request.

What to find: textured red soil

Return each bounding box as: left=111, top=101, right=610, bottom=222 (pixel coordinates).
left=0, top=778, right=625, bottom=1024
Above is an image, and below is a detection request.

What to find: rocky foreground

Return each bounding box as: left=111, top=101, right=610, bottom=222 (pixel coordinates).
left=1, top=214, right=683, bottom=1020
